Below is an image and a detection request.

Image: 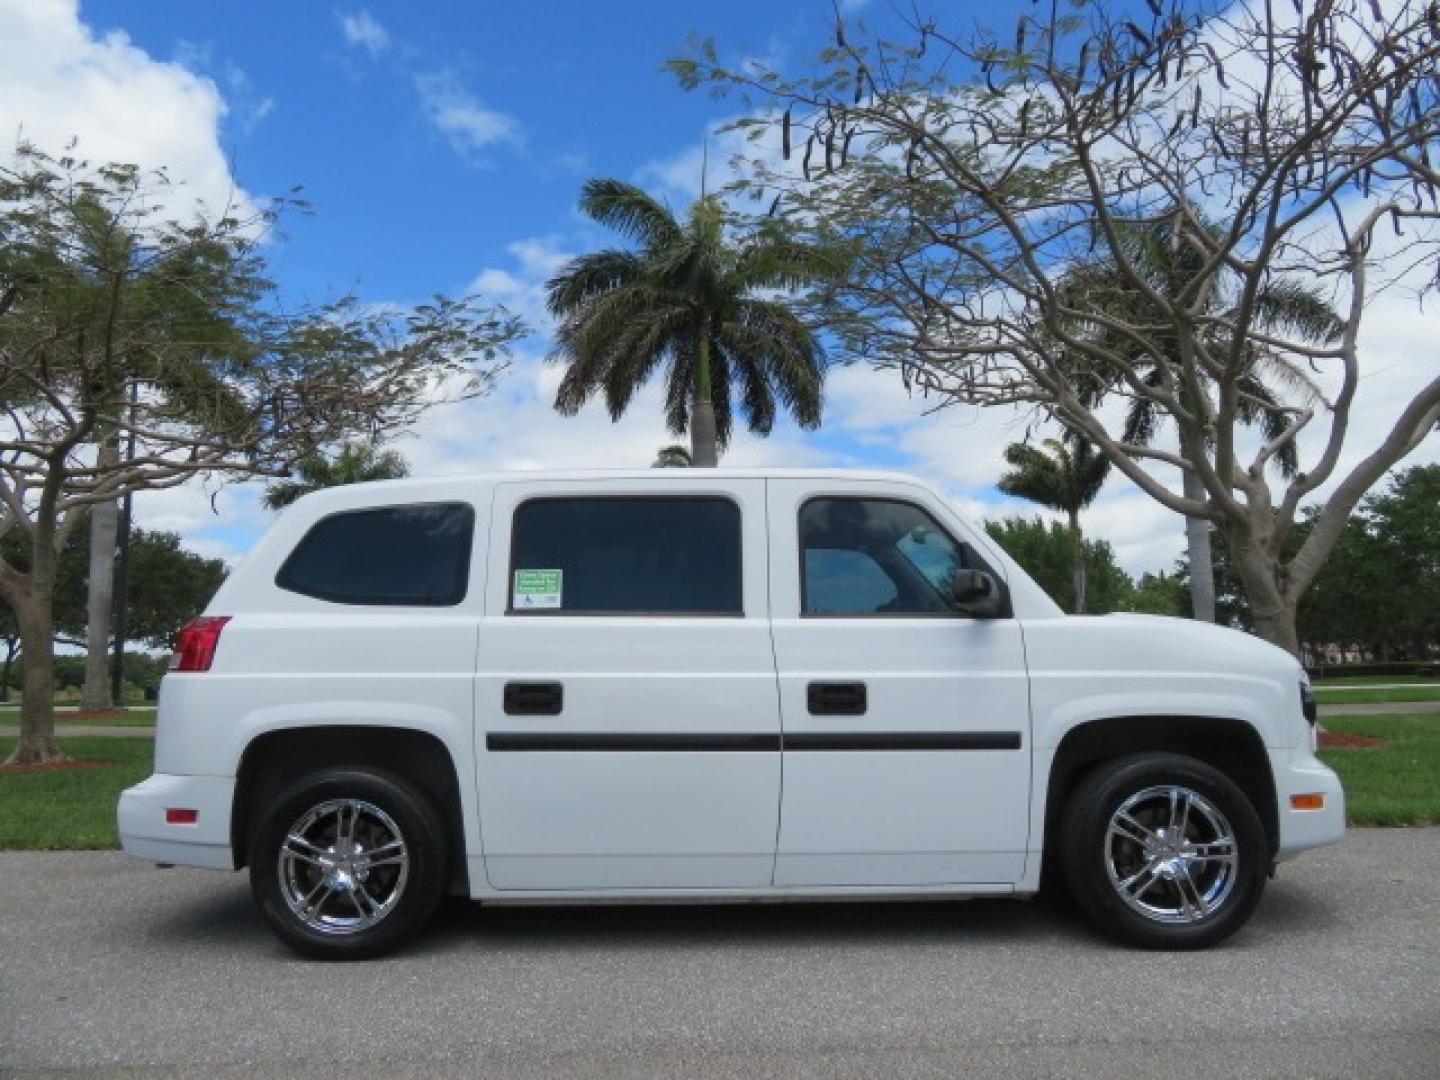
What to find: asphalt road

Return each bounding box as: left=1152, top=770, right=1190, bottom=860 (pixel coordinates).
left=2, top=833, right=1438, bottom=1079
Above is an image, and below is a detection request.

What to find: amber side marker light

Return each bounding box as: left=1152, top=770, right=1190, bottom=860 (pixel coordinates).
left=1290, top=794, right=1326, bottom=811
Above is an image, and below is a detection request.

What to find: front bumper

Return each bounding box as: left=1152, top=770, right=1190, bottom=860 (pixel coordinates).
left=117, top=773, right=236, bottom=871
left=1272, top=746, right=1346, bottom=860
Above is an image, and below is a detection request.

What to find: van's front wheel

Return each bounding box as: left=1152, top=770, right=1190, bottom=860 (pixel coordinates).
left=249, top=768, right=447, bottom=960
left=1059, top=753, right=1268, bottom=949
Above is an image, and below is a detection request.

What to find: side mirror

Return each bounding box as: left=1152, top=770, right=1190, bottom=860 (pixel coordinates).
left=950, top=569, right=1006, bottom=618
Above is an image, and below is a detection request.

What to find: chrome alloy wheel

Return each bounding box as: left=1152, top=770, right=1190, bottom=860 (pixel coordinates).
left=1104, top=785, right=1238, bottom=925
left=277, top=798, right=409, bottom=935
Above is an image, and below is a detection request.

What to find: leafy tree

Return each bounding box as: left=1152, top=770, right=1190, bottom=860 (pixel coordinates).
left=652, top=444, right=692, bottom=468
left=0, top=148, right=523, bottom=764
left=263, top=439, right=410, bottom=509
left=984, top=516, right=1132, bottom=615
left=997, top=436, right=1110, bottom=613
left=676, top=0, right=1440, bottom=655
left=1177, top=469, right=1440, bottom=662
left=1058, top=211, right=1341, bottom=623
left=47, top=529, right=223, bottom=650
left=1125, top=572, right=1187, bottom=618
left=1, top=526, right=225, bottom=699
left=545, top=178, right=826, bottom=467
left=1366, top=465, right=1440, bottom=658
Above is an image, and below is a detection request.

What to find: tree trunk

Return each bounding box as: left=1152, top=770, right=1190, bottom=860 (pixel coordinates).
left=690, top=402, right=719, bottom=468
left=1227, top=529, right=1302, bottom=658
left=82, top=441, right=121, bottom=710
left=1182, top=468, right=1217, bottom=623
left=6, top=590, right=63, bottom=766
left=689, top=327, right=719, bottom=468
left=1069, top=508, right=1087, bottom=615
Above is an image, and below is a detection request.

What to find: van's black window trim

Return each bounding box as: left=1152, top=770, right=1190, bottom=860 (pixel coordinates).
left=506, top=494, right=745, bottom=617
left=797, top=495, right=1012, bottom=620
left=275, top=501, right=475, bottom=607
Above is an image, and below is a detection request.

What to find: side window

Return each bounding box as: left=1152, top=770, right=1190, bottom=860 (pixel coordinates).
left=509, top=497, right=742, bottom=615
left=277, top=503, right=475, bottom=606
left=799, top=498, right=978, bottom=616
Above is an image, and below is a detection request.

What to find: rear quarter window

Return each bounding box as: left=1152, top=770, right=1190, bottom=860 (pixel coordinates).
left=276, top=502, right=475, bottom=606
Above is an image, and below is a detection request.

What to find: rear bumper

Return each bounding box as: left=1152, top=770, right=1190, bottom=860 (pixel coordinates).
left=117, top=773, right=236, bottom=871
left=1272, top=747, right=1346, bottom=860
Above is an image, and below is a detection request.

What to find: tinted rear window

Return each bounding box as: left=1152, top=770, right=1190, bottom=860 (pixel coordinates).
left=277, top=503, right=474, bottom=606
left=509, top=497, right=742, bottom=614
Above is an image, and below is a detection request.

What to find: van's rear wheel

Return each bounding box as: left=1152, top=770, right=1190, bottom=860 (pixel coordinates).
left=249, top=768, right=446, bottom=960
left=1059, top=753, right=1267, bottom=949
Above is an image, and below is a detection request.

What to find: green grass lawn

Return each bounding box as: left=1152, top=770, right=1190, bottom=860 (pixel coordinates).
left=2, top=716, right=1436, bottom=850
left=1312, top=685, right=1440, bottom=705
left=1319, top=714, right=1440, bottom=827
left=0, top=737, right=153, bottom=849
left=59, top=708, right=156, bottom=727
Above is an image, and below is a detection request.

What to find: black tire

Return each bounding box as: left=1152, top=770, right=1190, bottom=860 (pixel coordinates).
left=249, top=767, right=447, bottom=960
left=1058, top=753, right=1268, bottom=950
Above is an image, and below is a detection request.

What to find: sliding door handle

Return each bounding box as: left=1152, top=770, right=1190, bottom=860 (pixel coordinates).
left=807, top=681, right=867, bottom=716
left=503, top=681, right=563, bottom=716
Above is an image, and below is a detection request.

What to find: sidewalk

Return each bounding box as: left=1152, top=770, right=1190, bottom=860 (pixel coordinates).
left=0, top=724, right=154, bottom=737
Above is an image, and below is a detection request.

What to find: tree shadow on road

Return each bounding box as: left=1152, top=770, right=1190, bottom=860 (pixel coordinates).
left=408, top=889, right=1099, bottom=959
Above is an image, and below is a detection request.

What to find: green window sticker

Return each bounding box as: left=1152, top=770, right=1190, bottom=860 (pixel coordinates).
left=513, top=569, right=563, bottom=610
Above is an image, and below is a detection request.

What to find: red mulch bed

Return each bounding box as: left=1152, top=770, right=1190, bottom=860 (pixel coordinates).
left=66, top=709, right=133, bottom=721
left=1319, top=729, right=1391, bottom=750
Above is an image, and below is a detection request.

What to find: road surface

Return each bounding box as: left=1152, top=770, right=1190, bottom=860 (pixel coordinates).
left=1, top=832, right=1437, bottom=1078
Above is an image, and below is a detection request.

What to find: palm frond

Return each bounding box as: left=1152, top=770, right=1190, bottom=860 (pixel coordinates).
left=545, top=250, right=643, bottom=317
left=577, top=178, right=681, bottom=250
left=1251, top=280, right=1344, bottom=342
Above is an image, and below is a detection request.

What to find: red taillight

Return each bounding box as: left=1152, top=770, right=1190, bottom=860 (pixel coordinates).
left=165, top=808, right=198, bottom=825
left=170, top=615, right=231, bottom=672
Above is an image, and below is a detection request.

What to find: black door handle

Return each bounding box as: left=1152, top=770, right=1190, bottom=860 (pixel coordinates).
left=807, top=681, right=867, bottom=716
left=504, top=682, right=563, bottom=716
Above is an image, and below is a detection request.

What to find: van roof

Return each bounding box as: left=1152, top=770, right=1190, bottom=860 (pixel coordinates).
left=300, top=466, right=932, bottom=491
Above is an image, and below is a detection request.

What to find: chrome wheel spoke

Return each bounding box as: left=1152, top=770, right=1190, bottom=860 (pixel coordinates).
left=335, top=802, right=356, bottom=847
left=1120, top=864, right=1161, bottom=899
left=1169, top=789, right=1192, bottom=837
left=282, top=834, right=326, bottom=865
left=352, top=880, right=381, bottom=918
left=1109, top=812, right=1154, bottom=848
left=302, top=879, right=335, bottom=918
left=1175, top=865, right=1206, bottom=921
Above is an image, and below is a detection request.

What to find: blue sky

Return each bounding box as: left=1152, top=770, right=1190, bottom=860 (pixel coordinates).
left=4, top=0, right=1434, bottom=575
left=79, top=1, right=857, bottom=304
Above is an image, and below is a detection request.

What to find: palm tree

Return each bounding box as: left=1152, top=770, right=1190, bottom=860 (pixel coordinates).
left=652, top=444, right=693, bottom=468
left=998, top=434, right=1111, bottom=614
left=262, top=439, right=410, bottom=510
left=1057, top=210, right=1341, bottom=622
left=546, top=178, right=826, bottom=467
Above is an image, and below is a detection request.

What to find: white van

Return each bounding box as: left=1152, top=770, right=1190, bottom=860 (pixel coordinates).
left=118, top=469, right=1343, bottom=958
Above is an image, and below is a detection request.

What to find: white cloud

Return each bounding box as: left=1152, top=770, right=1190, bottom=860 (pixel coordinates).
left=338, top=9, right=390, bottom=58
left=415, top=70, right=522, bottom=161
left=0, top=0, right=257, bottom=219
